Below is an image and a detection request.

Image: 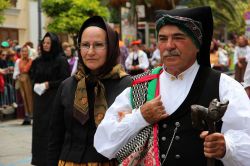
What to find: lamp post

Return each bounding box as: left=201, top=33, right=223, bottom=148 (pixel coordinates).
left=38, top=0, right=42, bottom=43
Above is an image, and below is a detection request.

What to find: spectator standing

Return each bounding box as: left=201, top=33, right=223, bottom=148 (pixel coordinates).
left=125, top=40, right=149, bottom=75
left=0, top=49, right=16, bottom=110
left=13, top=45, right=33, bottom=125
left=25, top=41, right=38, bottom=60
left=234, top=35, right=250, bottom=83
left=64, top=45, right=78, bottom=76
left=210, top=40, right=229, bottom=72
left=244, top=55, right=250, bottom=98
left=119, top=40, right=129, bottom=70
left=150, top=48, right=161, bottom=68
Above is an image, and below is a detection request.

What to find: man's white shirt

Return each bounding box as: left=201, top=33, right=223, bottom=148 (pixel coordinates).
left=94, top=61, right=250, bottom=166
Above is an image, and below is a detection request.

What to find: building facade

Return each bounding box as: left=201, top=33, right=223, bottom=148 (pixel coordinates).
left=0, top=0, right=46, bottom=48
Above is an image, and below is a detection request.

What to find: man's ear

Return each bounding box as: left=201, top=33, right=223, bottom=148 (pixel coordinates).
left=196, top=47, right=200, bottom=54
left=196, top=51, right=200, bottom=59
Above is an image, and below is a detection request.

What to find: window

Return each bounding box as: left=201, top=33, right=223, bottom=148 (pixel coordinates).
left=10, top=0, right=17, bottom=7
left=0, top=28, right=18, bottom=42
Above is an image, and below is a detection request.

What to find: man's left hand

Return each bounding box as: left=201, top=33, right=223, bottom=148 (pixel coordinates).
left=200, top=131, right=226, bottom=159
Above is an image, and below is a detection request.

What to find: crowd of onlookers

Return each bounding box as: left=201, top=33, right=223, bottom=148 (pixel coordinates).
left=0, top=34, right=250, bottom=121
left=0, top=39, right=39, bottom=121
left=0, top=39, right=79, bottom=123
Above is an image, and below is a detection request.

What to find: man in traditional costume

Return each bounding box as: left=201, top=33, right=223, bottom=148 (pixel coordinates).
left=125, top=40, right=149, bottom=75
left=94, top=6, right=250, bottom=166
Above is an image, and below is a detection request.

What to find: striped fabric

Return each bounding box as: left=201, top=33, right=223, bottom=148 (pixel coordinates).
left=116, top=67, right=162, bottom=166
left=58, top=160, right=117, bottom=166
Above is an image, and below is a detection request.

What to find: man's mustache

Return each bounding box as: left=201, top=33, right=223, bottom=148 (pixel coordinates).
left=162, top=49, right=181, bottom=57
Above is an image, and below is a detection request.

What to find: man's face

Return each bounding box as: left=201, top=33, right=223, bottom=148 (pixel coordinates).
left=157, top=25, right=199, bottom=76
left=132, top=44, right=139, bottom=52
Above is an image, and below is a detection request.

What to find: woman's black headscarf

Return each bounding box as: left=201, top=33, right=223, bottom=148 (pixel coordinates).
left=73, top=16, right=127, bottom=126
left=40, top=32, right=63, bottom=60
left=77, top=16, right=120, bottom=76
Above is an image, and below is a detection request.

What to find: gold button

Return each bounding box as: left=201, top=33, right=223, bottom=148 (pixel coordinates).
left=178, top=74, right=184, bottom=80
left=170, top=76, right=176, bottom=81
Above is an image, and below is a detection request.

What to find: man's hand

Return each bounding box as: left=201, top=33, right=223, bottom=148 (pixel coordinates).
left=140, top=95, right=168, bottom=124
left=200, top=131, right=226, bottom=159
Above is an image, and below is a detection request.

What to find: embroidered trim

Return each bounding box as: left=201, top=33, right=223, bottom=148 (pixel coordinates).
left=156, top=14, right=203, bottom=48
left=116, top=67, right=162, bottom=165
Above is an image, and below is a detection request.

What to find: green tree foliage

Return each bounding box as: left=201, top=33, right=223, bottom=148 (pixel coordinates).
left=226, top=2, right=249, bottom=35
left=182, top=0, right=249, bottom=35
left=0, top=0, right=10, bottom=24
left=42, top=0, right=110, bottom=44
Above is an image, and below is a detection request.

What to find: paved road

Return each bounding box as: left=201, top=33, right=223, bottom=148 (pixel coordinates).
left=0, top=119, right=32, bottom=166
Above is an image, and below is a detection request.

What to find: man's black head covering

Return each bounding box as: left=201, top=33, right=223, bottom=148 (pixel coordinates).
left=155, top=6, right=213, bottom=67
left=77, top=16, right=120, bottom=75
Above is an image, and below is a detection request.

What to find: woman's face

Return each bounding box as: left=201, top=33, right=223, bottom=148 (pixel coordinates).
left=21, top=47, right=29, bottom=58
left=64, top=47, right=72, bottom=57
left=42, top=36, right=52, bottom=52
left=80, top=26, right=107, bottom=73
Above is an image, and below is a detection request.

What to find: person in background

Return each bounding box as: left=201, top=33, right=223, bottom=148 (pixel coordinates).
left=13, top=45, right=33, bottom=125
left=210, top=39, right=229, bottom=72
left=243, top=55, right=250, bottom=98
left=30, top=32, right=70, bottom=166
left=0, top=49, right=16, bottom=110
left=224, top=42, right=236, bottom=72
left=62, top=41, right=70, bottom=51
left=1, top=41, right=10, bottom=52
left=25, top=41, right=38, bottom=60
left=94, top=6, right=250, bottom=166
left=0, top=50, right=8, bottom=109
left=47, top=16, right=131, bottom=166
left=119, top=40, right=129, bottom=71
left=12, top=40, right=20, bottom=52
left=64, top=45, right=78, bottom=76
left=234, top=35, right=250, bottom=83
left=0, top=68, right=6, bottom=97
left=125, top=40, right=149, bottom=75
left=150, top=48, right=161, bottom=68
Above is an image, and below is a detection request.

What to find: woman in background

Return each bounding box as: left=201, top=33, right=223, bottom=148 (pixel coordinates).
left=30, top=32, right=70, bottom=166
left=13, top=45, right=33, bottom=125
left=64, top=45, right=78, bottom=76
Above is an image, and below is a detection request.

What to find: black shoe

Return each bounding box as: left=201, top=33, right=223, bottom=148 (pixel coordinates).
left=22, top=120, right=31, bottom=125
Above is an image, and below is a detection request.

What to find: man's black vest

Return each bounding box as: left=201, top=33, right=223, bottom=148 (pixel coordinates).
left=132, top=66, right=224, bottom=166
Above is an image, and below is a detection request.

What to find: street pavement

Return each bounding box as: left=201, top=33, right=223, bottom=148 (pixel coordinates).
left=0, top=119, right=32, bottom=166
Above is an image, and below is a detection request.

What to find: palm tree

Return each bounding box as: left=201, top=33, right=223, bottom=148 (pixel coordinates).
left=181, top=0, right=248, bottom=23
left=105, top=0, right=181, bottom=40
left=105, top=0, right=249, bottom=40
left=181, top=0, right=249, bottom=39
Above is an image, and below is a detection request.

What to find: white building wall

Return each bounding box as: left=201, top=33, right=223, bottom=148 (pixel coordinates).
left=29, top=1, right=46, bottom=49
